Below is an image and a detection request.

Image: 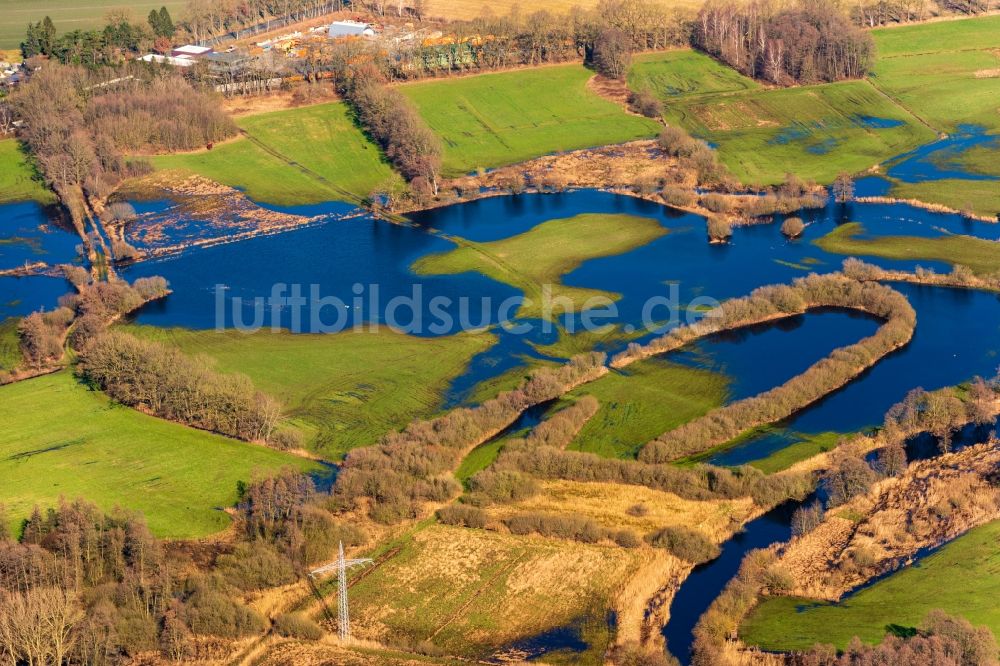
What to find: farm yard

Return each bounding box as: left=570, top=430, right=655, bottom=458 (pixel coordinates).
left=401, top=65, right=662, bottom=176
left=0, top=371, right=316, bottom=538
left=0, top=0, right=185, bottom=49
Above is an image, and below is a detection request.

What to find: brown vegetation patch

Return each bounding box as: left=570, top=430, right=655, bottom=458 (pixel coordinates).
left=347, top=524, right=647, bottom=655
left=484, top=479, right=757, bottom=544
left=776, top=442, right=1000, bottom=601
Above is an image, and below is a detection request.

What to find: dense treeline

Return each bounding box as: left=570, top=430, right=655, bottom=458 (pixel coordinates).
left=333, top=353, right=607, bottom=524
left=22, top=13, right=153, bottom=66
left=11, top=61, right=234, bottom=227
left=288, top=0, right=688, bottom=86
left=0, top=500, right=268, bottom=664
left=693, top=0, right=875, bottom=84
left=639, top=276, right=916, bottom=463
left=327, top=58, right=443, bottom=196
left=79, top=331, right=284, bottom=444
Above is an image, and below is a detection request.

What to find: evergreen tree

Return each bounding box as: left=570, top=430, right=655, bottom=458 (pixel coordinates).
left=148, top=9, right=162, bottom=36
left=158, top=7, right=175, bottom=37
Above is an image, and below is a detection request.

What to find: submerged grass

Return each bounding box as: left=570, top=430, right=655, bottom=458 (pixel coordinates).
left=121, top=325, right=495, bottom=459
left=740, top=518, right=1000, bottom=651
left=413, top=213, right=667, bottom=319
left=814, top=222, right=1000, bottom=276
left=657, top=78, right=933, bottom=185
left=0, top=371, right=314, bottom=538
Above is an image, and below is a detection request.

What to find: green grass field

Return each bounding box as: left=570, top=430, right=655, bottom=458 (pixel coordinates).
left=869, top=16, right=1000, bottom=217
left=0, top=317, right=20, bottom=372
left=121, top=325, right=495, bottom=459
left=0, top=371, right=314, bottom=538
left=150, top=102, right=402, bottom=206
left=814, top=222, right=1000, bottom=276
left=659, top=80, right=934, bottom=185
left=401, top=65, right=661, bottom=176
left=0, top=139, right=54, bottom=204
left=745, top=430, right=847, bottom=474
left=563, top=357, right=729, bottom=459
left=0, top=0, right=185, bottom=50
left=628, top=50, right=759, bottom=100
left=413, top=213, right=667, bottom=319
left=740, top=519, right=1000, bottom=651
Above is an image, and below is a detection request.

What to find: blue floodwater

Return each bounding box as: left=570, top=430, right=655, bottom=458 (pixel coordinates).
left=0, top=201, right=78, bottom=271
left=887, top=124, right=1000, bottom=183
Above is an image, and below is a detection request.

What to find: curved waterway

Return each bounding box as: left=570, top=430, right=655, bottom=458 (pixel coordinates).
left=2, top=186, right=999, bottom=663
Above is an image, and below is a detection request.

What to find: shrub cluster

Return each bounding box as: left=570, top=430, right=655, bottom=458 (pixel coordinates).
left=333, top=353, right=607, bottom=523
left=492, top=445, right=813, bottom=509
left=646, top=525, right=720, bottom=564
left=503, top=511, right=640, bottom=548
left=657, top=126, right=730, bottom=187
left=789, top=610, right=998, bottom=666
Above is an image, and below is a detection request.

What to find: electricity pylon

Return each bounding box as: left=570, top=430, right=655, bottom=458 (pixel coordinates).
left=308, top=541, right=372, bottom=641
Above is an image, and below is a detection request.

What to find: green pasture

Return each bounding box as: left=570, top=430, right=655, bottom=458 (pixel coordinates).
left=0, top=317, right=19, bottom=371
left=0, top=139, right=54, bottom=204
left=401, top=64, right=661, bottom=176
left=869, top=16, right=1000, bottom=217
left=659, top=80, right=934, bottom=185
left=121, top=325, right=494, bottom=459
left=741, top=519, right=1000, bottom=651
left=628, top=50, right=759, bottom=100
left=0, top=0, right=185, bottom=50
left=150, top=102, right=401, bottom=206
left=814, top=222, right=1000, bottom=276
left=413, top=213, right=667, bottom=319
left=563, top=357, right=729, bottom=459
left=0, top=371, right=314, bottom=538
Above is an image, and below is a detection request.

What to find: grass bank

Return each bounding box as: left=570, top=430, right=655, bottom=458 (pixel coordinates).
left=0, top=371, right=314, bottom=538
left=401, top=65, right=661, bottom=176
left=814, top=222, right=1000, bottom=276
left=0, top=139, right=54, bottom=204
left=121, top=325, right=495, bottom=459
left=563, top=358, right=729, bottom=459
left=740, top=518, right=1000, bottom=651
left=413, top=213, right=667, bottom=319
left=150, top=101, right=401, bottom=206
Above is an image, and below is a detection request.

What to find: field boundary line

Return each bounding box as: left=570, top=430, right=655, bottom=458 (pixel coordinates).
left=862, top=78, right=941, bottom=135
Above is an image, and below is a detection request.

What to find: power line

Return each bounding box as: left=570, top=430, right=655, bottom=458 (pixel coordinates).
left=309, top=541, right=372, bottom=641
